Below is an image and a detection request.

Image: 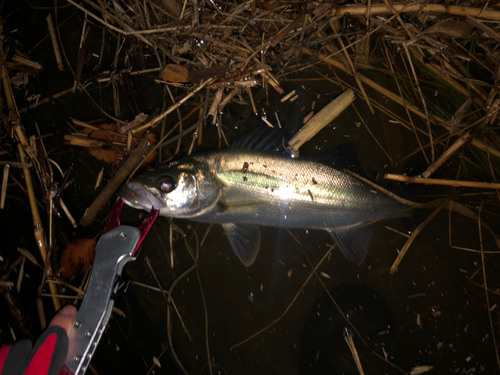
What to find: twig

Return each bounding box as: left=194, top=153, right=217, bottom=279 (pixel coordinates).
left=390, top=200, right=449, bottom=274
left=230, top=245, right=335, bottom=350
left=0, top=161, right=32, bottom=168
left=1, top=165, right=9, bottom=209
left=385, top=173, right=500, bottom=190
left=144, top=257, right=192, bottom=341
left=344, top=333, right=365, bottom=375
left=46, top=14, right=64, bottom=71
left=196, top=268, right=213, bottom=375
left=66, top=0, right=152, bottom=45
left=329, top=3, right=500, bottom=21
left=132, top=78, right=214, bottom=134
left=80, top=137, right=152, bottom=226
left=18, top=144, right=61, bottom=310
left=330, top=21, right=373, bottom=114
left=303, top=49, right=500, bottom=159
left=403, top=43, right=434, bottom=162
left=477, top=203, right=500, bottom=369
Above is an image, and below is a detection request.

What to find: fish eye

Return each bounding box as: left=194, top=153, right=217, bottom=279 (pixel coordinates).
left=158, top=176, right=177, bottom=193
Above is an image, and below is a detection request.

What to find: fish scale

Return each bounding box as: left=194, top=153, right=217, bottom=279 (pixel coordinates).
left=198, top=150, right=400, bottom=227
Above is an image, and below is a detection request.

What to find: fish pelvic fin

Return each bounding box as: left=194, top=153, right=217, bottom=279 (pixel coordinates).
left=327, top=225, right=376, bottom=266
left=222, top=223, right=261, bottom=267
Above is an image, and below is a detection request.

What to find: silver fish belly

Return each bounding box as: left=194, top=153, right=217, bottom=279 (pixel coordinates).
left=119, top=149, right=406, bottom=267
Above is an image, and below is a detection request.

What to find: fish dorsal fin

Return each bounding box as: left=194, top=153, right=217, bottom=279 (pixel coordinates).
left=327, top=224, right=376, bottom=265
left=232, top=126, right=291, bottom=155
left=222, top=223, right=261, bottom=267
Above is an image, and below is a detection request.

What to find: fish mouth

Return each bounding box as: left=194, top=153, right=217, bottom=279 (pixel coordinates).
left=119, top=182, right=165, bottom=211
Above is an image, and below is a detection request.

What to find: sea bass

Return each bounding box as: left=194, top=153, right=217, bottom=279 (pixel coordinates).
left=119, top=147, right=406, bottom=266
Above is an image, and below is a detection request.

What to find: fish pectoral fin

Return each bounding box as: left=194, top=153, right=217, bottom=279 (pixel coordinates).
left=327, top=225, right=376, bottom=266
left=222, top=223, right=261, bottom=267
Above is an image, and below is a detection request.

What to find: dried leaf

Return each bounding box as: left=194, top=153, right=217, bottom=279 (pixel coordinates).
left=425, top=20, right=474, bottom=39
left=79, top=123, right=157, bottom=164
left=159, top=64, right=189, bottom=83
left=449, top=96, right=473, bottom=135
left=263, top=1, right=279, bottom=11
left=88, top=149, right=122, bottom=164
left=59, top=238, right=96, bottom=280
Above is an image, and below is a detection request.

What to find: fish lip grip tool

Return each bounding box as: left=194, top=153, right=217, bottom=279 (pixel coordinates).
left=60, top=199, right=159, bottom=375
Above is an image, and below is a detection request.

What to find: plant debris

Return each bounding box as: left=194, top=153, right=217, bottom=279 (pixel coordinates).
left=1, top=0, right=500, bottom=373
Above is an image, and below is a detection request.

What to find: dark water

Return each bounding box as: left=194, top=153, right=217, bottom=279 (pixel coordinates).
left=1, top=3, right=499, bottom=375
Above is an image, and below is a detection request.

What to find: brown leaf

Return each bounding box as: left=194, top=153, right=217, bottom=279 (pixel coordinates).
left=263, top=1, right=279, bottom=11
left=59, top=238, right=96, bottom=280
left=425, top=20, right=474, bottom=39
left=159, top=64, right=189, bottom=83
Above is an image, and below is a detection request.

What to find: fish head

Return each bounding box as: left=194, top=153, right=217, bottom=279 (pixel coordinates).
left=120, top=167, right=204, bottom=217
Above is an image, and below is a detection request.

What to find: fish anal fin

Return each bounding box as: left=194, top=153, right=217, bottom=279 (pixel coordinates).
left=327, top=225, right=376, bottom=265
left=222, top=223, right=261, bottom=267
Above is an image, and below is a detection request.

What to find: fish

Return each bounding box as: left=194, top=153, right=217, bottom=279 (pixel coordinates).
left=119, top=142, right=407, bottom=267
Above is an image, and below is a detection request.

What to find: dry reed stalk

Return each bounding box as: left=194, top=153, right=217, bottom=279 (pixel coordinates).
left=330, top=20, right=374, bottom=114
left=80, top=137, right=152, bottom=227
left=477, top=204, right=500, bottom=369
left=303, top=49, right=438, bottom=122
left=1, top=165, right=8, bottom=209
left=119, top=113, right=149, bottom=134
left=18, top=144, right=61, bottom=311
left=390, top=200, right=449, bottom=274
left=403, top=43, right=435, bottom=162
left=63, top=134, right=126, bottom=148
left=218, top=87, right=239, bottom=111
left=329, top=3, right=500, bottom=21
left=385, top=173, right=500, bottom=190
left=288, top=89, right=355, bottom=152
left=1, top=66, right=15, bottom=115
left=304, top=49, right=500, bottom=159
left=2, top=62, right=61, bottom=312
left=230, top=245, right=335, bottom=350
left=207, top=88, right=223, bottom=124
left=382, top=43, right=429, bottom=164
left=45, top=14, right=64, bottom=71
left=420, top=132, right=471, bottom=178
left=345, top=334, right=365, bottom=375
left=133, top=78, right=214, bottom=134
